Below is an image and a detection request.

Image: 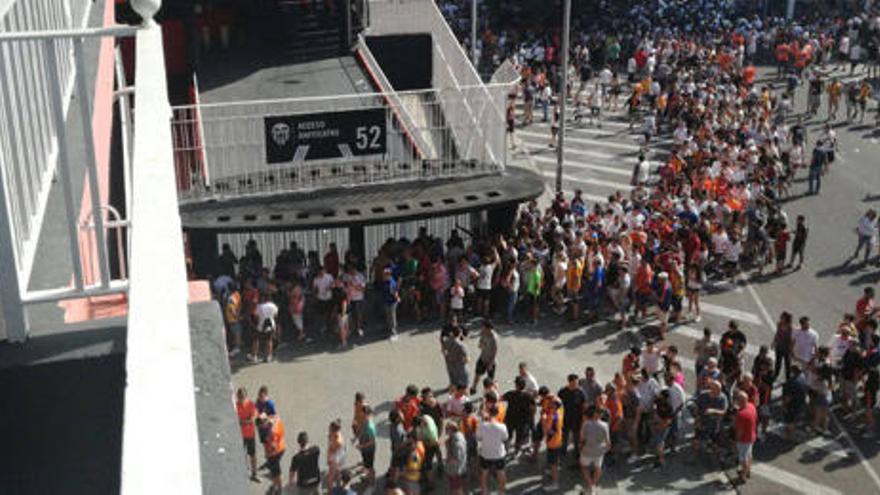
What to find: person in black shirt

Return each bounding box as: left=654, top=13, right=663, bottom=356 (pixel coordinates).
left=289, top=431, right=321, bottom=492
left=840, top=343, right=864, bottom=412
left=782, top=365, right=807, bottom=441
left=503, top=376, right=535, bottom=454
left=652, top=389, right=675, bottom=468
left=789, top=215, right=808, bottom=269
left=557, top=374, right=587, bottom=461
left=720, top=321, right=747, bottom=381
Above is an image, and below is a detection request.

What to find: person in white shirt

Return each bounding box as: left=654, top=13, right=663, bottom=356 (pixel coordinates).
left=663, top=373, right=686, bottom=452
left=518, top=362, right=540, bottom=397
left=792, top=316, right=819, bottom=367
left=476, top=409, right=509, bottom=493
left=313, top=266, right=335, bottom=333
left=852, top=209, right=877, bottom=264
left=632, top=154, right=652, bottom=186
left=249, top=293, right=278, bottom=363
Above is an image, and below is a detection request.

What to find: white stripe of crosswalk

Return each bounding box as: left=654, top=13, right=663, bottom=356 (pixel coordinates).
left=691, top=300, right=764, bottom=326
left=525, top=142, right=618, bottom=161
left=539, top=170, right=633, bottom=193
left=530, top=154, right=632, bottom=178
left=519, top=129, right=642, bottom=152
left=751, top=463, right=843, bottom=495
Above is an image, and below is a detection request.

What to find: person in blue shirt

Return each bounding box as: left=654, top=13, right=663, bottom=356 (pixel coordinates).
left=584, top=257, right=606, bottom=321
left=808, top=143, right=827, bottom=195
left=382, top=268, right=400, bottom=340
left=255, top=385, right=277, bottom=445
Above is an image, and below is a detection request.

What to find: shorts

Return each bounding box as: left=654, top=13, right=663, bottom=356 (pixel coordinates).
left=229, top=322, right=242, bottom=336
left=532, top=422, right=544, bottom=443
left=736, top=442, right=753, bottom=464
left=652, top=425, right=671, bottom=449
left=479, top=456, right=505, bottom=471
left=783, top=405, right=803, bottom=424
left=243, top=437, right=256, bottom=457
left=546, top=447, right=563, bottom=465
left=267, top=452, right=284, bottom=477
left=477, top=288, right=492, bottom=300
left=475, top=358, right=496, bottom=378
left=671, top=295, right=683, bottom=312
left=361, top=446, right=375, bottom=470
left=579, top=453, right=604, bottom=469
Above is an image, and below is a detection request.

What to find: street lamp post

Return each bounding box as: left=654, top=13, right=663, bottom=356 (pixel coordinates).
left=471, top=0, right=478, bottom=67
left=555, top=0, right=571, bottom=193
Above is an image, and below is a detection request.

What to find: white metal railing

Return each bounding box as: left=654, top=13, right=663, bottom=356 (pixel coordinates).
left=171, top=85, right=506, bottom=204
left=0, top=19, right=137, bottom=340
left=367, top=0, right=509, bottom=169
left=0, top=0, right=92, bottom=307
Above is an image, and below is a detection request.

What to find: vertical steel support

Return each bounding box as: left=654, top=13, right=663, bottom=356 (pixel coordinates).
left=470, top=0, right=478, bottom=67
left=44, top=38, right=85, bottom=291
left=74, top=38, right=112, bottom=288
left=0, top=134, right=28, bottom=342
left=555, top=0, right=571, bottom=193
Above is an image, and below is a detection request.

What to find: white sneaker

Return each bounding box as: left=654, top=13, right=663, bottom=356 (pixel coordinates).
left=694, top=315, right=702, bottom=322
left=246, top=354, right=258, bottom=363
left=389, top=334, right=399, bottom=342
left=228, top=348, right=241, bottom=358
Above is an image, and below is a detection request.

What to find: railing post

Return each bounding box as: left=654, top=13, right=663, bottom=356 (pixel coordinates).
left=0, top=141, right=28, bottom=342
left=74, top=38, right=112, bottom=288
left=44, top=38, right=86, bottom=291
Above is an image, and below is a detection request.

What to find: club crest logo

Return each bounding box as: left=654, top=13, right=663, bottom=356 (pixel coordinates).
left=271, top=123, right=291, bottom=146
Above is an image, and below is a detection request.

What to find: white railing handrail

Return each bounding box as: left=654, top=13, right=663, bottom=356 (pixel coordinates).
left=175, top=81, right=514, bottom=111
left=121, top=22, right=203, bottom=495
left=0, top=24, right=138, bottom=41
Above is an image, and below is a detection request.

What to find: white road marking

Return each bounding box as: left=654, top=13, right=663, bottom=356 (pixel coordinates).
left=523, top=140, right=618, bottom=161
left=520, top=129, right=642, bottom=151
left=751, top=462, right=843, bottom=495
left=539, top=170, right=633, bottom=193
left=530, top=154, right=632, bottom=177
left=690, top=300, right=764, bottom=326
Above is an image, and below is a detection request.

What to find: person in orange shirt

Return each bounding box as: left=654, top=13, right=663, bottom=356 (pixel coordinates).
left=264, top=416, right=286, bottom=494
left=236, top=388, right=259, bottom=481
left=567, top=252, right=585, bottom=321
left=542, top=397, right=565, bottom=491
left=633, top=257, right=654, bottom=321
left=775, top=42, right=790, bottom=79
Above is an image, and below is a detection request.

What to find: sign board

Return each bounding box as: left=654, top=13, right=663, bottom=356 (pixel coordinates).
left=264, top=108, right=386, bottom=164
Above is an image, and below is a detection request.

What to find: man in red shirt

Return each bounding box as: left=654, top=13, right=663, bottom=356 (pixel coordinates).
left=235, top=387, right=258, bottom=480
left=734, top=390, right=757, bottom=485
left=396, top=384, right=422, bottom=431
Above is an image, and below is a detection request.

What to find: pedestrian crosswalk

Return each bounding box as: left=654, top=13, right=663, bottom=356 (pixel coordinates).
left=514, top=103, right=660, bottom=201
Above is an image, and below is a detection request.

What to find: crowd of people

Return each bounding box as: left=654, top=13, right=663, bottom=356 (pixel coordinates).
left=218, top=1, right=880, bottom=494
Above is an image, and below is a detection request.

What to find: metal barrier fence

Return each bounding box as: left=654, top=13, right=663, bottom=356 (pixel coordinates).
left=216, top=211, right=472, bottom=274
left=171, top=85, right=507, bottom=203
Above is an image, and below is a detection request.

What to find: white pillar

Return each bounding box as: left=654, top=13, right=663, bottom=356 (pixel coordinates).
left=786, top=0, right=796, bottom=20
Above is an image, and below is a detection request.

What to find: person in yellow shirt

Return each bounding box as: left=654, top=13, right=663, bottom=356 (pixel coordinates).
left=401, top=433, right=425, bottom=494
left=827, top=78, right=843, bottom=121
left=542, top=398, right=565, bottom=491
left=567, top=252, right=585, bottom=321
